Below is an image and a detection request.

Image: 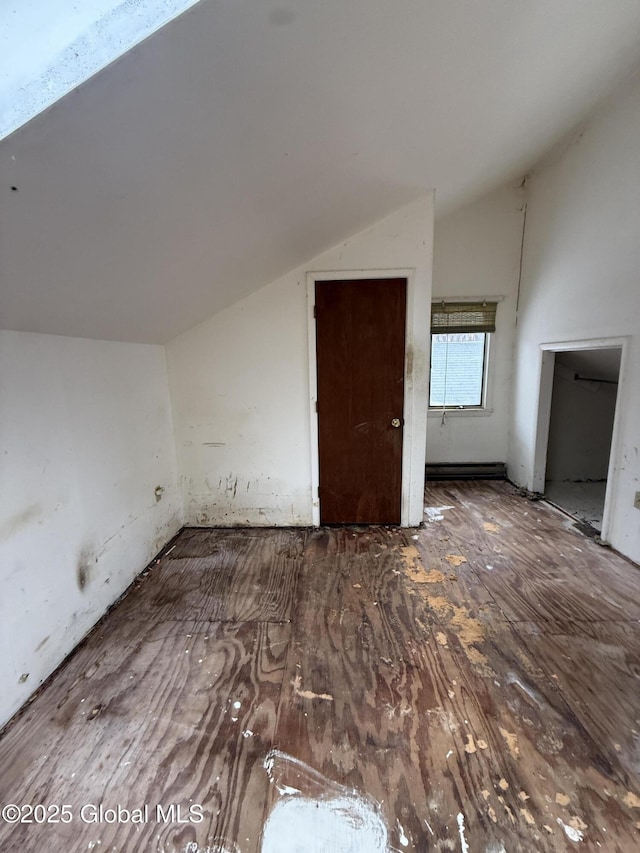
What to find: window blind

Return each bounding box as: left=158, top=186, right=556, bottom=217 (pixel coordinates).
left=431, top=301, right=497, bottom=334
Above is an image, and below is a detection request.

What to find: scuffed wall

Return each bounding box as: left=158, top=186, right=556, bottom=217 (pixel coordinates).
left=167, top=196, right=433, bottom=527
left=0, top=331, right=182, bottom=727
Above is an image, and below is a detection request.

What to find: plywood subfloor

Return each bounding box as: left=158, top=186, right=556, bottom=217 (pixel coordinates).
left=1, top=481, right=639, bottom=852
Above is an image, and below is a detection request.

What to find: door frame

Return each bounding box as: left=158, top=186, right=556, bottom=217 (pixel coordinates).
left=307, top=268, right=427, bottom=527
left=532, top=336, right=628, bottom=542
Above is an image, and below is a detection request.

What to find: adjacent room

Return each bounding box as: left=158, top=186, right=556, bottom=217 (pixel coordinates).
left=1, top=2, right=640, bottom=851
left=544, top=347, right=622, bottom=533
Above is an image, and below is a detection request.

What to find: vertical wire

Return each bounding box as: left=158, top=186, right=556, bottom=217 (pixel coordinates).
left=441, top=329, right=450, bottom=426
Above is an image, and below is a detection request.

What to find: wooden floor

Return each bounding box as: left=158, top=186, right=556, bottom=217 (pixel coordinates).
left=1, top=481, right=640, bottom=852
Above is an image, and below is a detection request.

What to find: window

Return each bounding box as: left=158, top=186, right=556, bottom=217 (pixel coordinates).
left=429, top=301, right=497, bottom=409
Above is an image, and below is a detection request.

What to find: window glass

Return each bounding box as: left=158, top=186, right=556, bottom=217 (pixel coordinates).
left=429, top=332, right=486, bottom=407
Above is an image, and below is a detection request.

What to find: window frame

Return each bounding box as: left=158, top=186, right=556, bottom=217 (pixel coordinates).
left=427, top=298, right=501, bottom=418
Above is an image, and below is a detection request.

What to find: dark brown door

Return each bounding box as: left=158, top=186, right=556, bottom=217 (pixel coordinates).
left=315, top=278, right=407, bottom=524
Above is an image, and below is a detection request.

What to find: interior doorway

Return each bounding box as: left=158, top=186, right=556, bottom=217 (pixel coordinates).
left=536, top=343, right=623, bottom=536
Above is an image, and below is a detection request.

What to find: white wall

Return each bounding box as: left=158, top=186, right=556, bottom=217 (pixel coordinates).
left=167, top=196, right=433, bottom=528
left=427, top=185, right=524, bottom=463
left=509, top=70, right=640, bottom=562
left=546, top=362, right=618, bottom=482
left=0, top=331, right=182, bottom=727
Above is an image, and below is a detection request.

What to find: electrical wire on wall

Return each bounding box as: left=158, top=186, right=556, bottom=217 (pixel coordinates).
left=440, top=299, right=449, bottom=427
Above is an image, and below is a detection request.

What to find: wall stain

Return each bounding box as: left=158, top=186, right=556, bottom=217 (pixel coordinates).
left=405, top=345, right=414, bottom=377
left=0, top=504, right=41, bottom=542
left=222, top=474, right=239, bottom=498
left=77, top=547, right=95, bottom=592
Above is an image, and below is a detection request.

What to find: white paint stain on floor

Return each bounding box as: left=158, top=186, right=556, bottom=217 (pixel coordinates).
left=557, top=817, right=585, bottom=842
left=424, top=505, right=455, bottom=522
left=261, top=749, right=402, bottom=852
left=261, top=795, right=391, bottom=852
left=456, top=812, right=470, bottom=853
left=183, top=841, right=240, bottom=853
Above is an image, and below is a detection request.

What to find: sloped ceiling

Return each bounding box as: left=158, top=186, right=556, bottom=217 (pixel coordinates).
left=1, top=0, right=640, bottom=344
left=0, top=1, right=201, bottom=141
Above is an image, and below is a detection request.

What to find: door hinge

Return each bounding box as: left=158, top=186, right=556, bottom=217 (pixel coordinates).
left=313, top=304, right=317, bottom=319
left=315, top=400, right=319, bottom=413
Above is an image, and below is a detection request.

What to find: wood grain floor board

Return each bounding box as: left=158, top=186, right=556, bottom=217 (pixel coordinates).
left=1, top=482, right=640, bottom=851
left=271, top=523, right=640, bottom=851
left=512, top=619, right=640, bottom=787
left=424, top=481, right=640, bottom=623
left=0, top=618, right=289, bottom=852
left=116, top=531, right=304, bottom=626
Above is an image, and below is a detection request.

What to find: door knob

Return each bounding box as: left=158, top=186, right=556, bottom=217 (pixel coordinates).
left=391, top=418, right=401, bottom=428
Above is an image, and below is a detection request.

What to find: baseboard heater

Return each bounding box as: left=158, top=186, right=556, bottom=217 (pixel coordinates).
left=426, top=462, right=507, bottom=481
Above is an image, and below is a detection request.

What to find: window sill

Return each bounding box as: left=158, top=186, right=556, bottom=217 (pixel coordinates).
left=428, top=407, right=494, bottom=418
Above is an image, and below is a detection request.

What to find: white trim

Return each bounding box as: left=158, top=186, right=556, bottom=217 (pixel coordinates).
left=533, top=336, right=628, bottom=542
left=306, top=269, right=419, bottom=527
left=428, top=408, right=495, bottom=419
left=306, top=279, right=321, bottom=527
left=428, top=330, right=495, bottom=414
left=428, top=296, right=503, bottom=415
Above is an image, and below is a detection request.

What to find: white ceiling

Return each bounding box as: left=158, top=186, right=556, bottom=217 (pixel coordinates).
left=556, top=349, right=622, bottom=384
left=1, top=0, right=640, bottom=344
left=0, top=1, right=202, bottom=142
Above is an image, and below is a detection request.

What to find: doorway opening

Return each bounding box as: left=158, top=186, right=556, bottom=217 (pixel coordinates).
left=535, top=343, right=624, bottom=537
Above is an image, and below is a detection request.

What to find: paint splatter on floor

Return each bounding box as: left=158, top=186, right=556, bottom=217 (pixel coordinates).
left=424, top=505, right=454, bottom=522
left=456, top=812, right=470, bottom=853
left=261, top=750, right=396, bottom=852
left=183, top=842, right=240, bottom=853
left=557, top=816, right=584, bottom=842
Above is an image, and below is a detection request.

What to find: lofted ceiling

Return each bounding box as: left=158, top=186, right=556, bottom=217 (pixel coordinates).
left=0, top=1, right=200, bottom=142
left=1, top=1, right=640, bottom=344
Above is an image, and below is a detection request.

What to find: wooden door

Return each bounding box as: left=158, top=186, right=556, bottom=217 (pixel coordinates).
left=315, top=278, right=407, bottom=524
